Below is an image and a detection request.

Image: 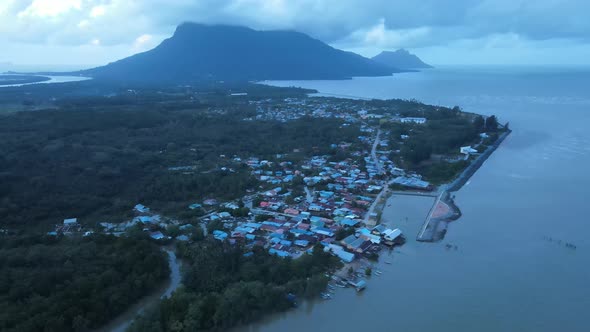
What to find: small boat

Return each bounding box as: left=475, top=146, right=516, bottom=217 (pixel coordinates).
left=384, top=261, right=392, bottom=265
left=320, top=292, right=332, bottom=300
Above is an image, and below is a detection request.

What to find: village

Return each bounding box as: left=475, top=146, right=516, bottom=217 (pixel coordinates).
left=47, top=95, right=493, bottom=294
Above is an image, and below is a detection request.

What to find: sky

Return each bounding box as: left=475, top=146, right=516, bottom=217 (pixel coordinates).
left=2, top=0, right=590, bottom=70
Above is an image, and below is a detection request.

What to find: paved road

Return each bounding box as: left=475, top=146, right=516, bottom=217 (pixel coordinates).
left=304, top=186, right=314, bottom=203
left=250, top=208, right=297, bottom=218
left=417, top=191, right=444, bottom=240
left=371, top=129, right=384, bottom=174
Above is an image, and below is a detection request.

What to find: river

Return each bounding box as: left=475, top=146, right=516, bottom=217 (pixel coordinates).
left=238, top=66, right=590, bottom=332
left=96, top=249, right=182, bottom=332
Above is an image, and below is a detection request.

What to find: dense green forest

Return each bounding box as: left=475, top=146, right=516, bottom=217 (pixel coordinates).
left=127, top=241, right=341, bottom=331
left=0, top=234, right=168, bottom=332
left=0, top=106, right=359, bottom=229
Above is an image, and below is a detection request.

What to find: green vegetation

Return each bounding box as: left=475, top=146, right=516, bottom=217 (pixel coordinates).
left=0, top=104, right=358, bottom=229
left=379, top=104, right=502, bottom=183
left=335, top=227, right=356, bottom=241
left=127, top=241, right=341, bottom=331
left=418, top=160, right=470, bottom=185
left=0, top=234, right=168, bottom=332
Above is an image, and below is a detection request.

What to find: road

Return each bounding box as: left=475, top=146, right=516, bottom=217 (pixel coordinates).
left=250, top=208, right=297, bottom=218
left=363, top=178, right=398, bottom=226
left=417, top=191, right=444, bottom=240
left=371, top=129, right=384, bottom=174
left=304, top=186, right=314, bottom=203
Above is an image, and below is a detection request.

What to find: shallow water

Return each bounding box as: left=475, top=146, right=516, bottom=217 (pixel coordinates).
left=241, top=66, right=590, bottom=332
left=0, top=74, right=90, bottom=87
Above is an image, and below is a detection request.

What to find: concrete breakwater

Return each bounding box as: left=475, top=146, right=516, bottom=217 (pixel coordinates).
left=446, top=129, right=512, bottom=193
left=416, top=191, right=461, bottom=242
left=417, top=129, right=512, bottom=242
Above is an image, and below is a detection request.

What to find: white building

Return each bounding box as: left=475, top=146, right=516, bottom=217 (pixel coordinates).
left=460, top=146, right=478, bottom=155
left=63, top=218, right=78, bottom=225
left=400, top=117, right=427, bottom=124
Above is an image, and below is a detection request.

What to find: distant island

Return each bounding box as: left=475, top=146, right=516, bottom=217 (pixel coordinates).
left=81, top=23, right=398, bottom=82
left=372, top=49, right=433, bottom=70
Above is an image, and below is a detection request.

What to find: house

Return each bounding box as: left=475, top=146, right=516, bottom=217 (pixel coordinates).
left=384, top=228, right=403, bottom=241
left=308, top=204, right=322, bottom=212
left=269, top=248, right=291, bottom=258
left=213, top=230, right=228, bottom=241
left=460, top=146, right=478, bottom=155
left=136, top=216, right=153, bottom=224
left=372, top=224, right=388, bottom=235
left=340, top=218, right=360, bottom=227
left=284, top=208, right=300, bottom=215
left=400, top=117, right=427, bottom=124
left=218, top=212, right=232, bottom=219
left=313, top=227, right=334, bottom=237
left=63, top=218, right=78, bottom=225
left=392, top=176, right=431, bottom=190
left=203, top=199, right=219, bottom=206
left=188, top=203, right=202, bottom=210
left=294, top=240, right=310, bottom=247
left=134, top=204, right=150, bottom=213
left=335, top=250, right=355, bottom=263
left=341, top=234, right=357, bottom=247
left=149, top=231, right=165, bottom=240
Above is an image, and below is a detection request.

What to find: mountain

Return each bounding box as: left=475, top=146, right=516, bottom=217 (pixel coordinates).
left=371, top=49, right=432, bottom=70
left=82, top=23, right=396, bottom=82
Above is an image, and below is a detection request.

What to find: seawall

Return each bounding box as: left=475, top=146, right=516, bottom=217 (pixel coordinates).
left=417, top=129, right=511, bottom=242
left=446, top=129, right=512, bottom=193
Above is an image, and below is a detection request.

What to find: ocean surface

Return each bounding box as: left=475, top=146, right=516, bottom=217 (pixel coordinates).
left=244, top=66, right=590, bottom=332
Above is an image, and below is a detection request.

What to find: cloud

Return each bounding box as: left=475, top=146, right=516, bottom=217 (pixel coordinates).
left=18, top=0, right=82, bottom=18
left=1, top=0, right=590, bottom=66
left=89, top=5, right=106, bottom=18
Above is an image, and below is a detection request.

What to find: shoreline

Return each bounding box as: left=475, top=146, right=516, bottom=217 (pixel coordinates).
left=417, top=129, right=512, bottom=242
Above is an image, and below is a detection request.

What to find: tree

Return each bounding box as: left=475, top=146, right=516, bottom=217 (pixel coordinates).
left=473, top=115, right=485, bottom=132
left=485, top=115, right=499, bottom=132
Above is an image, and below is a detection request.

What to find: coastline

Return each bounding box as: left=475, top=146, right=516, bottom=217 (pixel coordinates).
left=417, top=128, right=512, bottom=242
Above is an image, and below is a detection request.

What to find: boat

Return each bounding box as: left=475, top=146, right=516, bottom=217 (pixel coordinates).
left=384, top=261, right=392, bottom=265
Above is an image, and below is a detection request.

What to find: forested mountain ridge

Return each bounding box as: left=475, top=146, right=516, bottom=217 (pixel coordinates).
left=372, top=49, right=433, bottom=69
left=82, top=23, right=396, bottom=82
